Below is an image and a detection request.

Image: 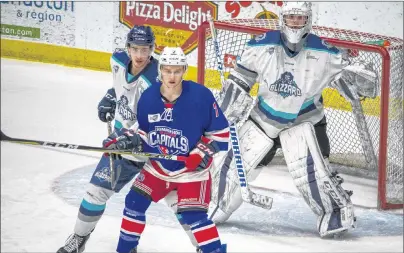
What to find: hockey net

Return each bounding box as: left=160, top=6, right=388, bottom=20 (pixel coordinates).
left=197, top=19, right=403, bottom=210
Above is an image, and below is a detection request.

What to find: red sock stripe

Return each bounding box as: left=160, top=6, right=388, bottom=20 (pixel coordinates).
left=192, top=224, right=220, bottom=244
left=121, top=216, right=146, bottom=235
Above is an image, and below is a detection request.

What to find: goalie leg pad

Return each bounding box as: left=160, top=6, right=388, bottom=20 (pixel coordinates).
left=279, top=122, right=356, bottom=237
left=209, top=120, right=274, bottom=223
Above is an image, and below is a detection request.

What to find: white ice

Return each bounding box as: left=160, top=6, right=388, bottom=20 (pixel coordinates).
left=1, top=58, right=403, bottom=252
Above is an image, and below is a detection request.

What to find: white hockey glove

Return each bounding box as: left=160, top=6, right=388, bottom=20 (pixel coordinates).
left=216, top=72, right=255, bottom=125
left=333, top=62, right=379, bottom=101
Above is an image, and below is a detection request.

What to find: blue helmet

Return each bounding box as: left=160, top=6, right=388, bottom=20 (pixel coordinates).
left=126, top=25, right=155, bottom=47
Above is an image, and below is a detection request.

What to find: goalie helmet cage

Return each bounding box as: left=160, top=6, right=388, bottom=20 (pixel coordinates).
left=197, top=19, right=403, bottom=210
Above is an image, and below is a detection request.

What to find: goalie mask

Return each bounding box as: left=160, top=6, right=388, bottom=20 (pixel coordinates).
left=158, top=47, right=188, bottom=81
left=280, top=1, right=312, bottom=53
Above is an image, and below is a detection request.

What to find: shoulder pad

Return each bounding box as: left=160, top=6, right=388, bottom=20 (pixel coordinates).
left=247, top=30, right=281, bottom=46
left=305, top=34, right=340, bottom=54
left=111, top=50, right=130, bottom=68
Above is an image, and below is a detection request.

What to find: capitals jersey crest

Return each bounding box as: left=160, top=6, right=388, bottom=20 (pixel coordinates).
left=148, top=108, right=174, bottom=123
left=269, top=72, right=302, bottom=98
left=148, top=126, right=189, bottom=155
left=117, top=95, right=136, bottom=121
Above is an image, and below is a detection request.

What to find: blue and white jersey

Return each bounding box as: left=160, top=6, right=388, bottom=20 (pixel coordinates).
left=236, top=30, right=348, bottom=138
left=110, top=50, right=158, bottom=131
left=136, top=81, right=230, bottom=183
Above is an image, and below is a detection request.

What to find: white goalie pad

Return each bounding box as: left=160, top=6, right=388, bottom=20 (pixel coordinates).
left=208, top=120, right=274, bottom=223
left=279, top=122, right=356, bottom=237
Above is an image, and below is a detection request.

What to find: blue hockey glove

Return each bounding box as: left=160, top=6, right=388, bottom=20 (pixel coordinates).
left=103, top=129, right=143, bottom=152
left=98, top=88, right=117, bottom=122
left=102, top=132, right=122, bottom=160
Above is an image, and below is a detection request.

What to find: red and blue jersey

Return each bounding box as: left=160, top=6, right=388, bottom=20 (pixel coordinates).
left=136, top=80, right=229, bottom=181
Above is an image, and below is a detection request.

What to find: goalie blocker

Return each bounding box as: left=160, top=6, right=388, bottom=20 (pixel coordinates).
left=209, top=120, right=356, bottom=237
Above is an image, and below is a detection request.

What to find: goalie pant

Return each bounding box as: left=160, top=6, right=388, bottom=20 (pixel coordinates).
left=208, top=116, right=356, bottom=237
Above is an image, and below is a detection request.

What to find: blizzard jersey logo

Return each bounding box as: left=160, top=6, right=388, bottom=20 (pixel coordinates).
left=94, top=167, right=111, bottom=182
left=268, top=72, right=301, bottom=98
left=148, top=126, right=189, bottom=155
left=117, top=95, right=136, bottom=121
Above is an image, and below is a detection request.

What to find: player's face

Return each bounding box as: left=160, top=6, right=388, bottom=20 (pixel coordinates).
left=160, top=65, right=185, bottom=88
left=284, top=14, right=308, bottom=29
left=128, top=45, right=152, bottom=69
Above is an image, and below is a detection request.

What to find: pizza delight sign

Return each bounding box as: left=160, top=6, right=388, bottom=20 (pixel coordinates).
left=119, top=1, right=218, bottom=54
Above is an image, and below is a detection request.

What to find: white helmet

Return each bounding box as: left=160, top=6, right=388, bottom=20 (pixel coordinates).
left=158, top=47, right=188, bottom=81
left=280, top=2, right=312, bottom=52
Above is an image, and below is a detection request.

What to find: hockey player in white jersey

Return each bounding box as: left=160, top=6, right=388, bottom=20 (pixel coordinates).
left=210, top=2, right=378, bottom=237
left=58, top=25, right=164, bottom=253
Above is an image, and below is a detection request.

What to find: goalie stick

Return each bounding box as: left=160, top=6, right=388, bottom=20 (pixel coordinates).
left=207, top=14, right=226, bottom=94
left=229, top=125, right=273, bottom=209
left=0, top=130, right=187, bottom=162
left=207, top=16, right=273, bottom=210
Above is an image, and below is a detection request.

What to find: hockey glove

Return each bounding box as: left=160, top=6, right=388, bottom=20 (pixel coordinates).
left=217, top=75, right=254, bottom=125
left=103, top=129, right=143, bottom=159
left=98, top=88, right=117, bottom=122
left=102, top=131, right=122, bottom=160
left=185, top=137, right=220, bottom=172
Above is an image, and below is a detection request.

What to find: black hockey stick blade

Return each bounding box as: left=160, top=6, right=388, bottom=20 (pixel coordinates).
left=1, top=130, right=11, bottom=141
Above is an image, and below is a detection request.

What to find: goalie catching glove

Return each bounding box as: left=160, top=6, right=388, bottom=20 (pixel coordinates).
left=185, top=136, right=221, bottom=172
left=332, top=62, right=379, bottom=101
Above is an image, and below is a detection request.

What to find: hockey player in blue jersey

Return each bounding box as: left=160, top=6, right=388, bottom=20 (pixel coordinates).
left=209, top=2, right=378, bottom=238
left=57, top=25, right=160, bottom=253
left=103, top=47, right=229, bottom=253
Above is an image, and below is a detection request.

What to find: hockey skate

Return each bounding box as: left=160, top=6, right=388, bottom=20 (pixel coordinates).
left=57, top=233, right=91, bottom=253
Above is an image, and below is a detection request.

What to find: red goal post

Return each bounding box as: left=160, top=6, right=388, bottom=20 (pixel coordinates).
left=197, top=19, right=403, bottom=210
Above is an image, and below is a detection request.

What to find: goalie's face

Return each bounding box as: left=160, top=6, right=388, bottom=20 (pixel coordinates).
left=160, top=65, right=186, bottom=88
left=284, top=14, right=309, bottom=29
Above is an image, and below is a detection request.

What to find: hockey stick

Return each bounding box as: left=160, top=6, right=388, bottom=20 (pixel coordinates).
left=106, top=113, right=117, bottom=190
left=0, top=130, right=187, bottom=162
left=229, top=125, right=273, bottom=209
left=208, top=16, right=272, bottom=209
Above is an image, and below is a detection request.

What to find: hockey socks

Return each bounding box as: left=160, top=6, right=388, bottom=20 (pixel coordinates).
left=180, top=211, right=224, bottom=253
left=117, top=189, right=151, bottom=253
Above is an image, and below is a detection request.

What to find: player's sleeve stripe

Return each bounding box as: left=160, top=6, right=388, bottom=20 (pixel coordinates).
left=205, top=127, right=230, bottom=143
left=205, top=127, right=230, bottom=138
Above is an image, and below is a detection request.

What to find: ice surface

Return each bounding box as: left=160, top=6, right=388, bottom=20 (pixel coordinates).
left=1, top=59, right=403, bottom=252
